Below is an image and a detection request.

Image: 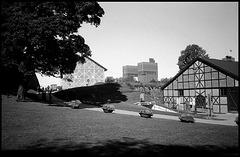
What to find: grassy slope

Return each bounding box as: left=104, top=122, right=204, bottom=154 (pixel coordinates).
left=2, top=95, right=238, bottom=156
left=53, top=83, right=127, bottom=104
left=53, top=82, right=156, bottom=105
left=50, top=83, right=208, bottom=119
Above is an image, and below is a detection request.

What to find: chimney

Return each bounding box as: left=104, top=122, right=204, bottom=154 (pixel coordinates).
left=149, top=58, right=155, bottom=63
left=222, top=56, right=235, bottom=62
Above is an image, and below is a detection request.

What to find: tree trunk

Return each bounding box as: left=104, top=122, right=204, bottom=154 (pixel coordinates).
left=17, top=84, right=25, bottom=101
left=17, top=65, right=27, bottom=101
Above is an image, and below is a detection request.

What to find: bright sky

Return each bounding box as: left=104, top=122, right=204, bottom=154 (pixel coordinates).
left=78, top=2, right=238, bottom=79
left=37, top=2, right=238, bottom=87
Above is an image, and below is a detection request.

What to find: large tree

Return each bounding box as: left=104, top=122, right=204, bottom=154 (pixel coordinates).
left=177, top=44, right=209, bottom=70
left=1, top=1, right=104, bottom=97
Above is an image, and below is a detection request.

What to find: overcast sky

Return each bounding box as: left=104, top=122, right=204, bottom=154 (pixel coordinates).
left=78, top=2, right=238, bottom=79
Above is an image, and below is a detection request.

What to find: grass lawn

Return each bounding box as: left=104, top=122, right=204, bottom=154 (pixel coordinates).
left=28, top=83, right=209, bottom=119
left=2, top=94, right=238, bottom=156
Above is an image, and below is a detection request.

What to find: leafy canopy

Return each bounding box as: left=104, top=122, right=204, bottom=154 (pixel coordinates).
left=177, top=44, right=209, bottom=70
left=1, top=1, right=104, bottom=77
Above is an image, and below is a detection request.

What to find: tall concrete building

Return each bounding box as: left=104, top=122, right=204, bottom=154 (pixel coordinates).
left=122, top=58, right=158, bottom=83
left=122, top=65, right=138, bottom=78
left=138, top=58, right=158, bottom=83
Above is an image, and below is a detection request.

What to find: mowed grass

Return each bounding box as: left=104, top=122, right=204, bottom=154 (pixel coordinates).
left=48, top=83, right=209, bottom=119
left=2, top=95, right=238, bottom=156
left=53, top=82, right=156, bottom=104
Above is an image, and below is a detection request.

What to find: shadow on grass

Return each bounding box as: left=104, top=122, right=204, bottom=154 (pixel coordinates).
left=53, top=83, right=127, bottom=106
left=25, top=92, right=101, bottom=109
left=2, top=138, right=238, bottom=157
left=25, top=83, right=128, bottom=108
left=25, top=92, right=67, bottom=107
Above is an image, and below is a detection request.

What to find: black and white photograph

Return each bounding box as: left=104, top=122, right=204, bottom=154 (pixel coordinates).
left=1, top=1, right=238, bottom=156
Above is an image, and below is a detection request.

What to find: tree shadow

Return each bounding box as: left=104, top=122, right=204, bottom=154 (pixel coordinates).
left=2, top=137, right=238, bottom=157
left=24, top=83, right=128, bottom=109
left=53, top=83, right=128, bottom=106
left=25, top=92, right=101, bottom=109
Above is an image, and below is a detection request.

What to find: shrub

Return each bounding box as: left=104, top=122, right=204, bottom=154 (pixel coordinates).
left=139, top=109, right=153, bottom=116
left=179, top=113, right=195, bottom=123
left=105, top=77, right=115, bottom=83
left=68, top=100, right=82, bottom=109
left=102, top=104, right=115, bottom=111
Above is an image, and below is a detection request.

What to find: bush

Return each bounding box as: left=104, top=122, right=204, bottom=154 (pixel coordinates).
left=139, top=109, right=153, bottom=116
left=179, top=113, right=195, bottom=123
left=102, top=104, right=115, bottom=111
left=68, top=100, right=82, bottom=109
left=105, top=77, right=115, bottom=83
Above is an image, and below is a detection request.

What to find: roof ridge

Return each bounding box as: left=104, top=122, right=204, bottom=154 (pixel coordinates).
left=84, top=56, right=107, bottom=71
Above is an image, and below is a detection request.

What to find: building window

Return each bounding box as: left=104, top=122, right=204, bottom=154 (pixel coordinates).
left=179, top=90, right=184, bottom=96
left=220, top=88, right=227, bottom=96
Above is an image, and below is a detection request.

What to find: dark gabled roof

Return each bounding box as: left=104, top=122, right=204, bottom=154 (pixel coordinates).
left=200, top=57, right=238, bottom=78
left=161, top=57, right=239, bottom=90
left=84, top=56, right=107, bottom=71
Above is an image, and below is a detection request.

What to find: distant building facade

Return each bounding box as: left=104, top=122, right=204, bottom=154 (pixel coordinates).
left=61, top=56, right=107, bottom=89
left=138, top=58, right=158, bottom=83
left=122, top=58, right=158, bottom=83
left=122, top=65, right=138, bottom=78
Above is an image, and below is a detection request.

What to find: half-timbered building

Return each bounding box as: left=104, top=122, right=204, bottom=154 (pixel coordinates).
left=61, top=56, right=107, bottom=89
left=161, top=56, right=238, bottom=113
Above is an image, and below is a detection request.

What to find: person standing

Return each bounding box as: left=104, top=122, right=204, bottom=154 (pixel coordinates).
left=37, top=86, right=41, bottom=94
left=48, top=88, right=52, bottom=104
left=42, top=87, right=46, bottom=101
left=47, top=85, right=50, bottom=92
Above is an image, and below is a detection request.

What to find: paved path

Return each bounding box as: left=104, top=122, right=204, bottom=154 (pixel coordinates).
left=86, top=108, right=238, bottom=126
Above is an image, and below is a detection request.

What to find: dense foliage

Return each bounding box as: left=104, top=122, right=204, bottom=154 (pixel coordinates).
left=105, top=76, right=115, bottom=83
left=177, top=44, right=209, bottom=70
left=1, top=1, right=104, bottom=94
left=2, top=1, right=104, bottom=76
